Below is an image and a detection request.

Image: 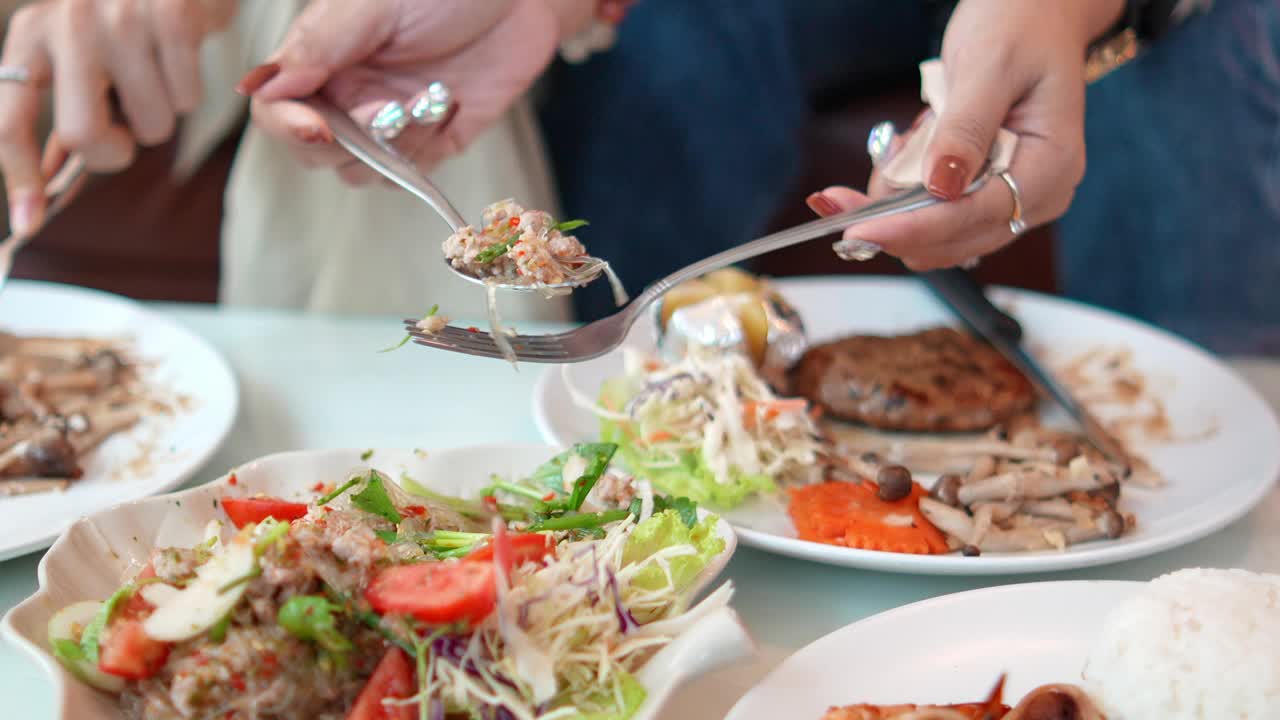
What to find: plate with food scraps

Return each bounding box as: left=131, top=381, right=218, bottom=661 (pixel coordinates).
left=533, top=274, right=1280, bottom=574
left=726, top=569, right=1280, bottom=719
left=0, top=280, right=237, bottom=561
left=2, top=444, right=749, bottom=720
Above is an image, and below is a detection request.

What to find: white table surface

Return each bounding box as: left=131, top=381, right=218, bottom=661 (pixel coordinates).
left=1, top=304, right=1277, bottom=720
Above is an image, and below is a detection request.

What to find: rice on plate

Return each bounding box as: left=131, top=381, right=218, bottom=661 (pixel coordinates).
left=1083, top=568, right=1280, bottom=718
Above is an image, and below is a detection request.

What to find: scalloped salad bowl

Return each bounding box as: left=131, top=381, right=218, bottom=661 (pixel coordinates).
left=2, top=444, right=749, bottom=720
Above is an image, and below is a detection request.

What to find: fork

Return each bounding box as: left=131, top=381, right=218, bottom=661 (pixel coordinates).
left=405, top=171, right=991, bottom=363
left=0, top=154, right=87, bottom=294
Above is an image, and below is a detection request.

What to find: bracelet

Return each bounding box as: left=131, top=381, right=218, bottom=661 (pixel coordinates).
left=558, top=0, right=636, bottom=64
left=1086, top=0, right=1210, bottom=80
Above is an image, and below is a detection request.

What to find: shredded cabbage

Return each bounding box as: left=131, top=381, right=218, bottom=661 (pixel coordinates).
left=588, top=347, right=823, bottom=508
left=408, top=511, right=728, bottom=719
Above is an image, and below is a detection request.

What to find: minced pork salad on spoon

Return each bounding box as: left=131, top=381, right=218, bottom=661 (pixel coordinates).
left=47, top=444, right=728, bottom=720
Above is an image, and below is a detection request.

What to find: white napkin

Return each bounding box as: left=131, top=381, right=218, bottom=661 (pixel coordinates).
left=881, top=59, right=1018, bottom=189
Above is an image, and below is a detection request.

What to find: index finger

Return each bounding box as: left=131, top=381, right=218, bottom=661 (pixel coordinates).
left=0, top=6, right=53, bottom=236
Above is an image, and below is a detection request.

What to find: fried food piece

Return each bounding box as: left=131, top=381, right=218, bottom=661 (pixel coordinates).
left=791, top=327, right=1036, bottom=432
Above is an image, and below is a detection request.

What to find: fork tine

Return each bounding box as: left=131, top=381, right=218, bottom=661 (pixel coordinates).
left=407, top=326, right=573, bottom=361
left=404, top=319, right=572, bottom=349
left=409, top=336, right=572, bottom=362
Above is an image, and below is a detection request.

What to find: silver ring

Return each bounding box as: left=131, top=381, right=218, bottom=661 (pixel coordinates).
left=833, top=237, right=882, bottom=262
left=866, top=120, right=896, bottom=168
left=369, top=100, right=410, bottom=143
left=410, top=81, right=453, bottom=125
left=0, top=65, right=30, bottom=84
left=997, top=170, right=1028, bottom=236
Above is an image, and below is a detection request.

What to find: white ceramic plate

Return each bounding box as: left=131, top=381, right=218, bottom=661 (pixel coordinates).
left=0, top=280, right=237, bottom=560
left=533, top=276, right=1280, bottom=575
left=725, top=580, right=1141, bottom=719
left=1, top=445, right=748, bottom=720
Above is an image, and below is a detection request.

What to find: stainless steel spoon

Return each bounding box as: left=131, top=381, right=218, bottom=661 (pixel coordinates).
left=302, top=95, right=609, bottom=294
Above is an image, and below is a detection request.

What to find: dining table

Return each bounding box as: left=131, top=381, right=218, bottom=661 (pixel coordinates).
left=1, top=301, right=1277, bottom=720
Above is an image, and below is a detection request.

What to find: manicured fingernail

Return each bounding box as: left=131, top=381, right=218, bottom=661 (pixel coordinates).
left=292, top=125, right=333, bottom=145
left=927, top=155, right=969, bottom=201
left=9, top=190, right=41, bottom=237
left=806, top=192, right=842, bottom=217
left=235, top=62, right=281, bottom=95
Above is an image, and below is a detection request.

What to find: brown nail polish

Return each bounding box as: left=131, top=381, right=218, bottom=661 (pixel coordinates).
left=235, top=62, right=282, bottom=96
left=927, top=155, right=969, bottom=201
left=806, top=192, right=842, bottom=217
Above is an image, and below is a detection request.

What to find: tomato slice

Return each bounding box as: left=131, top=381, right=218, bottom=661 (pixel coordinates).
left=465, top=533, right=554, bottom=571
left=98, top=565, right=171, bottom=680
left=345, top=648, right=415, bottom=720
left=364, top=562, right=497, bottom=626
left=98, top=619, right=170, bottom=680
left=221, top=496, right=308, bottom=528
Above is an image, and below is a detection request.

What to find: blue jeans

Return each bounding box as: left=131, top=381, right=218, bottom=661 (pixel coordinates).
left=540, top=0, right=1280, bottom=356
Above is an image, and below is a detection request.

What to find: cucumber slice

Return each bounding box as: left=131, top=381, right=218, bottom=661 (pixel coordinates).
left=47, top=601, right=126, bottom=693
left=143, top=534, right=256, bottom=642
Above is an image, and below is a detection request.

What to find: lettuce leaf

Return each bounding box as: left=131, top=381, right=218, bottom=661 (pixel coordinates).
left=623, top=509, right=724, bottom=593
left=599, top=378, right=774, bottom=509
left=566, top=667, right=646, bottom=720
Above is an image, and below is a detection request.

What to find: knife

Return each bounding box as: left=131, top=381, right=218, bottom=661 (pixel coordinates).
left=921, top=267, right=1133, bottom=471
left=0, top=154, right=87, bottom=294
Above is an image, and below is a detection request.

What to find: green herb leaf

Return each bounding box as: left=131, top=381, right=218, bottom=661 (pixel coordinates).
left=277, top=595, right=352, bottom=654
left=401, top=475, right=528, bottom=522
left=527, top=443, right=617, bottom=513
left=360, top=449, right=374, bottom=461
left=317, top=477, right=360, bottom=506
left=526, top=509, right=630, bottom=532
left=208, top=614, right=231, bottom=643
left=351, top=471, right=403, bottom=524
left=217, top=567, right=261, bottom=594
left=375, top=529, right=399, bottom=544
left=380, top=305, right=438, bottom=353
left=565, top=443, right=617, bottom=511
left=474, top=230, right=523, bottom=264
left=554, top=219, right=589, bottom=233
left=655, top=495, right=699, bottom=529
left=254, top=518, right=291, bottom=557
left=80, top=585, right=135, bottom=663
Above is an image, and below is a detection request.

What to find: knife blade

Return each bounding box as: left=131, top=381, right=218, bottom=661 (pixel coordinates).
left=921, top=268, right=1133, bottom=471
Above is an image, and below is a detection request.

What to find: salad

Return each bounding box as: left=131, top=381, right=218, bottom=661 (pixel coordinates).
left=439, top=200, right=628, bottom=366
left=47, top=444, right=728, bottom=719
left=582, top=346, right=824, bottom=508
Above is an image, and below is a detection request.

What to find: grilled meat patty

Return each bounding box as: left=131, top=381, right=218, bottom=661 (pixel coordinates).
left=790, top=327, right=1036, bottom=432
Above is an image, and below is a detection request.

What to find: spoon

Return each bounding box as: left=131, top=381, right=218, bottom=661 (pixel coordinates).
left=303, top=95, right=610, bottom=294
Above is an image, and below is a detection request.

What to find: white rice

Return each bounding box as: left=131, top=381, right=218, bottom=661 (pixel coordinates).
left=1083, top=568, right=1280, bottom=719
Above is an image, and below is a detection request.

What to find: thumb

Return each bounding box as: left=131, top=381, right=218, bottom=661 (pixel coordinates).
left=923, top=71, right=1019, bottom=201
left=236, top=0, right=395, bottom=101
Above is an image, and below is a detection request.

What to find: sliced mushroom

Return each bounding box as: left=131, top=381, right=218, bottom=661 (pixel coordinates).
left=957, top=467, right=1106, bottom=505
left=930, top=473, right=963, bottom=507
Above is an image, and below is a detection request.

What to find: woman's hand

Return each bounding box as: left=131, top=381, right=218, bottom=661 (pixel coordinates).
left=807, top=0, right=1125, bottom=270
left=0, top=0, right=236, bottom=236
left=237, top=0, right=572, bottom=186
